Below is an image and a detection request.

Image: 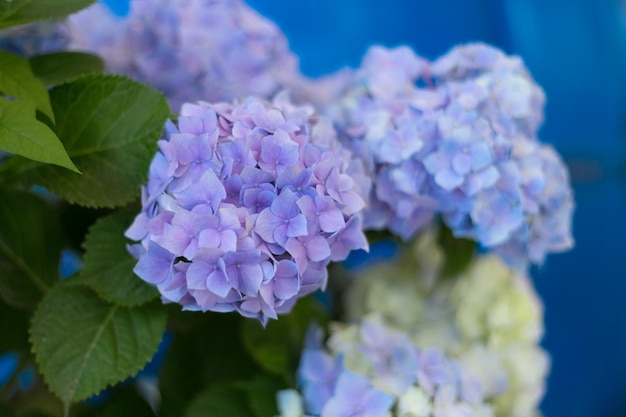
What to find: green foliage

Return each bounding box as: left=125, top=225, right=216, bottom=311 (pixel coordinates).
left=30, top=285, right=167, bottom=410
left=0, top=189, right=63, bottom=308
left=22, top=75, right=170, bottom=207
left=437, top=221, right=476, bottom=278
left=235, top=375, right=285, bottom=417
left=241, top=294, right=328, bottom=379
left=0, top=98, right=79, bottom=172
left=0, top=300, right=30, bottom=351
left=30, top=52, right=105, bottom=86
left=3, top=382, right=66, bottom=417
left=0, top=0, right=96, bottom=29
left=0, top=50, right=54, bottom=121
left=0, top=404, right=16, bottom=417
left=159, top=312, right=259, bottom=417
left=72, top=209, right=158, bottom=306
left=184, top=384, right=254, bottom=417
left=0, top=0, right=32, bottom=22
left=184, top=375, right=285, bottom=417
left=74, top=387, right=155, bottom=417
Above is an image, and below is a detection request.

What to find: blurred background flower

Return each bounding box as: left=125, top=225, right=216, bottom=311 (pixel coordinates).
left=344, top=229, right=549, bottom=417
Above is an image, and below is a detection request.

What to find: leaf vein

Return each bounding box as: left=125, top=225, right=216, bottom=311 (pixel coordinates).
left=65, top=303, right=118, bottom=403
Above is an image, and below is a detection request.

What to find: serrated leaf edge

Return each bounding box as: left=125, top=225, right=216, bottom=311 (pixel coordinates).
left=38, top=74, right=169, bottom=208
left=30, top=287, right=165, bottom=411
left=70, top=209, right=158, bottom=307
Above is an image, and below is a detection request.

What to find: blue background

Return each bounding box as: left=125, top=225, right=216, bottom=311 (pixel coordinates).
left=103, top=1, right=626, bottom=416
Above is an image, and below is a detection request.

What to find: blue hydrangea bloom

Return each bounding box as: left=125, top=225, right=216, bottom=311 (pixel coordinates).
left=64, top=0, right=304, bottom=112
left=328, top=43, right=573, bottom=266
left=126, top=94, right=368, bottom=323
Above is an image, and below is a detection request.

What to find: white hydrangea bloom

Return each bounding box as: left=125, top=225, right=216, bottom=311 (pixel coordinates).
left=344, top=229, right=549, bottom=417
left=275, top=389, right=314, bottom=417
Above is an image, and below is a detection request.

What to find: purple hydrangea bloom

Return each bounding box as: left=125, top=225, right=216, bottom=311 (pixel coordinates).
left=126, top=94, right=368, bottom=323
left=64, top=0, right=303, bottom=112
left=325, top=46, right=440, bottom=239
left=321, top=370, right=395, bottom=417
left=328, top=44, right=573, bottom=266
left=296, top=315, right=492, bottom=416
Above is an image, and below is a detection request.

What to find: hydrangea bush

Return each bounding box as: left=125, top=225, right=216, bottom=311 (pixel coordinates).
left=0, top=1, right=573, bottom=417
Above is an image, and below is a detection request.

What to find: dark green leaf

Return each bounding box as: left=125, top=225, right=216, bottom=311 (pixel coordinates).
left=26, top=75, right=170, bottom=207
left=30, top=52, right=104, bottom=86
left=0, top=98, right=79, bottom=172
left=184, top=384, right=254, bottom=417
left=72, top=209, right=158, bottom=306
left=0, top=189, right=62, bottom=308
left=30, top=285, right=167, bottom=409
left=0, top=0, right=96, bottom=29
left=0, top=154, right=39, bottom=188
left=59, top=204, right=110, bottom=250
left=75, top=386, right=155, bottom=417
left=0, top=0, right=31, bottom=21
left=159, top=312, right=259, bottom=417
left=0, top=300, right=29, bottom=351
left=235, top=375, right=285, bottom=417
left=241, top=295, right=328, bottom=378
left=0, top=50, right=54, bottom=121
left=437, top=221, right=476, bottom=278
left=0, top=404, right=16, bottom=417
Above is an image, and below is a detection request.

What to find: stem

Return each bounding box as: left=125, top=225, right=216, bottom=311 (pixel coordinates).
left=0, top=239, right=49, bottom=293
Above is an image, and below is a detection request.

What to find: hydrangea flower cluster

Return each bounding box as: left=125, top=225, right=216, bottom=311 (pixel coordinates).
left=329, top=43, right=573, bottom=266
left=64, top=0, right=302, bottom=111
left=345, top=230, right=549, bottom=417
left=285, top=315, right=493, bottom=417
left=125, top=94, right=368, bottom=323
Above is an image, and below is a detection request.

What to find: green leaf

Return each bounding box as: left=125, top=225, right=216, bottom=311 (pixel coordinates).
left=437, top=221, right=476, bottom=278
left=59, top=204, right=110, bottom=250
left=0, top=0, right=96, bottom=29
left=30, top=52, right=104, bottom=87
left=0, top=404, right=16, bottom=417
left=74, top=386, right=155, bottom=417
left=30, top=285, right=167, bottom=409
left=0, top=0, right=31, bottom=21
left=0, top=98, right=79, bottom=172
left=184, top=384, right=254, bottom=417
left=26, top=75, right=170, bottom=208
left=72, top=209, right=158, bottom=306
left=0, top=50, right=54, bottom=121
left=0, top=300, right=29, bottom=351
left=0, top=189, right=63, bottom=309
left=235, top=375, right=285, bottom=417
left=159, top=312, right=259, bottom=417
left=241, top=295, right=328, bottom=378
left=0, top=154, right=39, bottom=188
